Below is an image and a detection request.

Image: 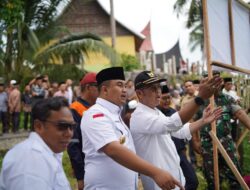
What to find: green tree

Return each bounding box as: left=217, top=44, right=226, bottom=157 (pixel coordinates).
left=174, top=0, right=203, bottom=51
left=34, top=33, right=121, bottom=67
left=120, top=54, right=140, bottom=71
left=0, top=0, right=63, bottom=80
left=0, top=0, right=119, bottom=82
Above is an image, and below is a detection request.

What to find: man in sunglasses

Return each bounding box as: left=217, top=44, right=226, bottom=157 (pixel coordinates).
left=82, top=67, right=185, bottom=190
left=130, top=71, right=223, bottom=190
left=67, top=72, right=98, bottom=190
left=0, top=97, right=74, bottom=190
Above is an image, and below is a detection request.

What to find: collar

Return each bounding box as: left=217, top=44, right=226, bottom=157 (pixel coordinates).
left=77, top=97, right=91, bottom=108
left=96, top=97, right=121, bottom=114
left=30, top=132, right=63, bottom=159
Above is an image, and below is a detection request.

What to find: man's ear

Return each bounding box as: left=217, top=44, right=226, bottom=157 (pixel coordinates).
left=33, top=119, right=43, bottom=133
left=102, top=85, right=108, bottom=95
left=135, top=89, right=142, bottom=99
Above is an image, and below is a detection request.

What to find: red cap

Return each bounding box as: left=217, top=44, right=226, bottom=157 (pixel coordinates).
left=80, top=72, right=97, bottom=85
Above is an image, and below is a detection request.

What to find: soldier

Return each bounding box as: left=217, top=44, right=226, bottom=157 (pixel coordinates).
left=193, top=71, right=250, bottom=189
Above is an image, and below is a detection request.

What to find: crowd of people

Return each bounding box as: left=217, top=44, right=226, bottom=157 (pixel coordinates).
left=0, top=67, right=250, bottom=190
left=0, top=75, right=77, bottom=134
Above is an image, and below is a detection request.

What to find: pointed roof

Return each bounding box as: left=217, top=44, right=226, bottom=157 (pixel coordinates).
left=139, top=23, right=153, bottom=51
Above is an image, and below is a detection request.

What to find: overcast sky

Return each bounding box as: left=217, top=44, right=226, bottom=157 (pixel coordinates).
left=57, top=0, right=250, bottom=63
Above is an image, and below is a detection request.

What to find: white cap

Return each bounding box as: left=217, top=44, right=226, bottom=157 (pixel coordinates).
left=10, top=80, right=17, bottom=85
left=128, top=100, right=138, bottom=110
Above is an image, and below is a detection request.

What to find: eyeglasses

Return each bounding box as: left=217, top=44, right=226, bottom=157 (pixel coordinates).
left=42, top=120, right=77, bottom=131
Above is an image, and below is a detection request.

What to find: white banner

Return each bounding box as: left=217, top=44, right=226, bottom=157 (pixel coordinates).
left=207, top=0, right=250, bottom=71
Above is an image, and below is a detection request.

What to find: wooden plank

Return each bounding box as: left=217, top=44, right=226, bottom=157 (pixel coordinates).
left=236, top=129, right=249, bottom=148
left=209, top=131, right=250, bottom=190
left=212, top=61, right=250, bottom=75
left=202, top=0, right=220, bottom=189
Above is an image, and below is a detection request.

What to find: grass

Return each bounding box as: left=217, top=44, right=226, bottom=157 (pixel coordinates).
left=242, top=133, right=250, bottom=175
left=62, top=152, right=78, bottom=189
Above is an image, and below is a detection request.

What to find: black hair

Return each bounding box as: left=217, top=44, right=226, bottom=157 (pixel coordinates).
left=32, top=97, right=69, bottom=122
left=59, top=81, right=66, bottom=86
left=184, top=80, right=193, bottom=85
left=98, top=80, right=110, bottom=92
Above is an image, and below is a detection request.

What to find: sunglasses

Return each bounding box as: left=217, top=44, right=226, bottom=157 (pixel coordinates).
left=43, top=120, right=77, bottom=131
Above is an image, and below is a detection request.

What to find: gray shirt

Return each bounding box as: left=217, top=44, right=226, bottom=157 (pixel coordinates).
left=0, top=92, right=8, bottom=112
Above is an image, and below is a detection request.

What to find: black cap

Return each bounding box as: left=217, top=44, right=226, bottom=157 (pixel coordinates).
left=134, top=71, right=166, bottom=90
left=223, top=77, right=232, bottom=83
left=161, top=85, right=169, bottom=94
left=96, top=67, right=125, bottom=86
left=202, top=70, right=221, bottom=77
left=193, top=79, right=200, bottom=84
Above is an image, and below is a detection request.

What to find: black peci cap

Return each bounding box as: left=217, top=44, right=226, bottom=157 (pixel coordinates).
left=134, top=71, right=166, bottom=90
left=202, top=70, right=221, bottom=77
left=161, top=85, right=169, bottom=94
left=96, top=67, right=125, bottom=86
left=223, top=77, right=232, bottom=83
left=192, top=79, right=200, bottom=84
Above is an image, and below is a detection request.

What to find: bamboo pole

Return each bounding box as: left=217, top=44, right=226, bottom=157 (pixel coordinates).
left=228, top=0, right=236, bottom=66
left=236, top=129, right=249, bottom=148
left=209, top=131, right=250, bottom=190
left=212, top=61, right=250, bottom=75
left=202, top=0, right=220, bottom=189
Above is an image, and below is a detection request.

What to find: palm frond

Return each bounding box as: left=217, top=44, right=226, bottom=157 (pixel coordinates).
left=34, top=33, right=121, bottom=66
left=174, top=0, right=188, bottom=16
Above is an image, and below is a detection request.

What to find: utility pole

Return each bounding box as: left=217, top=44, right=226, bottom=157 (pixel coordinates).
left=110, top=0, right=116, bottom=49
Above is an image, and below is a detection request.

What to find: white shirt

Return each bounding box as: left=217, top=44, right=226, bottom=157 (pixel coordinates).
left=81, top=98, right=138, bottom=190
left=130, top=103, right=192, bottom=190
left=0, top=132, right=71, bottom=190
left=222, top=88, right=240, bottom=101
left=67, top=86, right=73, bottom=105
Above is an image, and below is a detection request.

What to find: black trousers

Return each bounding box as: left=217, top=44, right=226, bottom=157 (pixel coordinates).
left=11, top=112, right=20, bottom=133
left=23, top=111, right=31, bottom=130
left=179, top=151, right=199, bottom=190
left=0, top=111, right=8, bottom=133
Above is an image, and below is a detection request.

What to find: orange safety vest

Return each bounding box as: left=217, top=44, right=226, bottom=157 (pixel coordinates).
left=70, top=101, right=89, bottom=117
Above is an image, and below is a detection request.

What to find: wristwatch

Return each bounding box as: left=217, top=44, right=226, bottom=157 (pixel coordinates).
left=194, top=96, right=205, bottom=106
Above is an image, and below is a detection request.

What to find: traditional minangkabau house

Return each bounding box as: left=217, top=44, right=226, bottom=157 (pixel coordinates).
left=139, top=22, right=183, bottom=74
left=56, top=0, right=145, bottom=71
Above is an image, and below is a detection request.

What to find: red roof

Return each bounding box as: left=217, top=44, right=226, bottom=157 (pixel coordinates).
left=139, top=23, right=153, bottom=51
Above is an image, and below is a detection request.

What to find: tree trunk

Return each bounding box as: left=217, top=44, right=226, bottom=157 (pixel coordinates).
left=4, top=31, right=14, bottom=81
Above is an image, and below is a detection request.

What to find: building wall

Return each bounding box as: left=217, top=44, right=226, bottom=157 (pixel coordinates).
left=84, top=36, right=136, bottom=72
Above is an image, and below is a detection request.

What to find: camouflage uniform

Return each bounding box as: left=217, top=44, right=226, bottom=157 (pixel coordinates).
left=194, top=92, right=242, bottom=189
